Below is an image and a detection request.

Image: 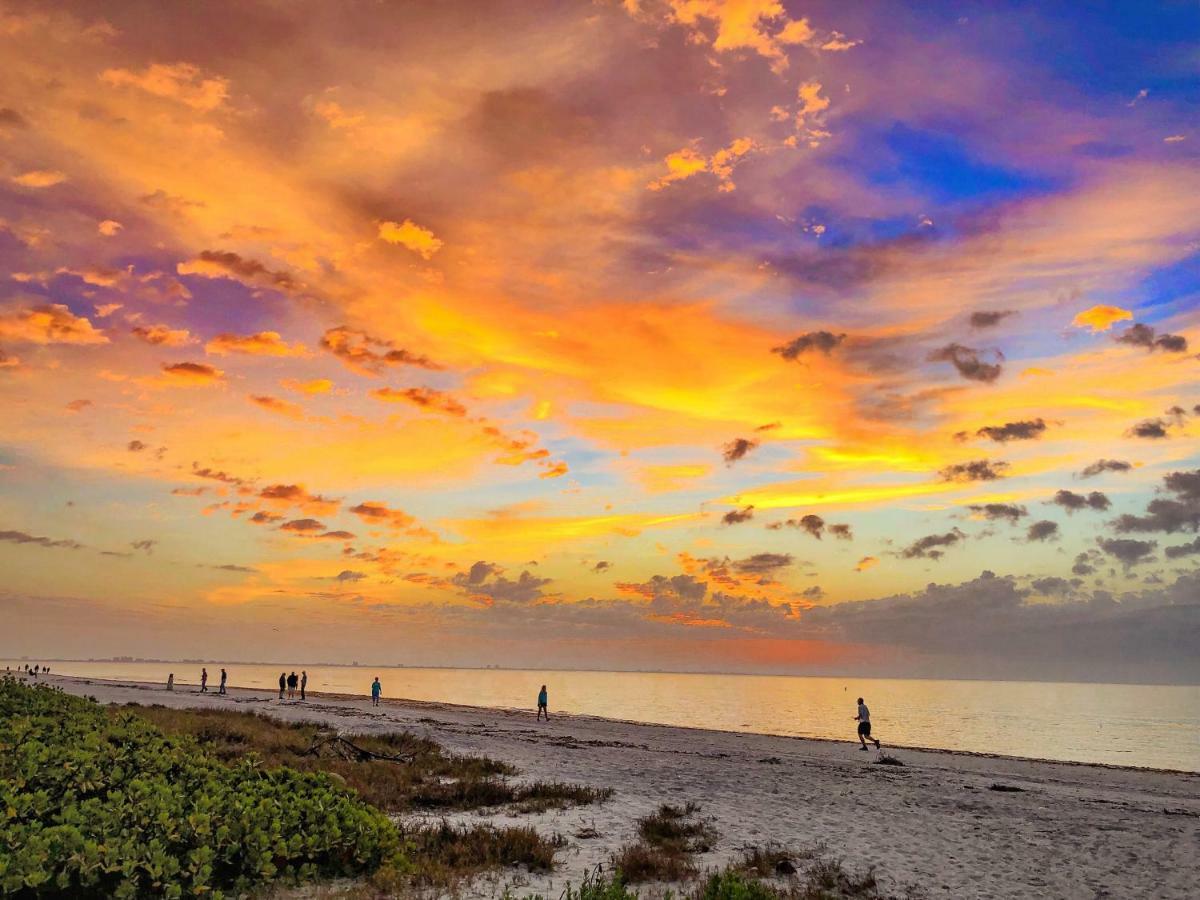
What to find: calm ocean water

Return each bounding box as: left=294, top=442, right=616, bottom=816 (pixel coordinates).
left=9, top=660, right=1199, bottom=772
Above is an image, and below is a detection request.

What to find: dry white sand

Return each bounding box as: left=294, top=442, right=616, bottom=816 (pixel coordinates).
left=45, top=675, right=1200, bottom=899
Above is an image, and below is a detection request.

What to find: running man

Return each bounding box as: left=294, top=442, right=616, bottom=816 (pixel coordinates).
left=537, top=684, right=549, bottom=721
left=219, top=668, right=227, bottom=695
left=371, top=677, right=382, bottom=707
left=854, top=697, right=881, bottom=751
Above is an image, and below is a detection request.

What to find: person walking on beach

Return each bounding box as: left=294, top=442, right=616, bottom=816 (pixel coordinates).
left=854, top=697, right=881, bottom=751
left=219, top=668, right=227, bottom=695
left=537, top=684, right=549, bottom=721
left=287, top=671, right=298, bottom=699
left=200, top=668, right=208, bottom=693
left=166, top=673, right=174, bottom=692
left=371, top=677, right=382, bottom=707
left=300, top=670, right=307, bottom=701
left=278, top=671, right=287, bottom=700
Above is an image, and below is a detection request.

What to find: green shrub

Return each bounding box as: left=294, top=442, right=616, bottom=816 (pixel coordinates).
left=0, top=678, right=400, bottom=898
left=691, top=870, right=779, bottom=900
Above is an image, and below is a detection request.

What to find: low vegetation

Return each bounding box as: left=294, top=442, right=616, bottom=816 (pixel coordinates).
left=127, top=703, right=608, bottom=895
left=534, top=849, right=896, bottom=899
left=129, top=704, right=610, bottom=813
left=0, top=678, right=399, bottom=898
left=398, top=821, right=565, bottom=888
left=611, top=802, right=719, bottom=883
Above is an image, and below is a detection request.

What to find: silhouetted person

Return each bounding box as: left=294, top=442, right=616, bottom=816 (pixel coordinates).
left=300, top=670, right=307, bottom=701
left=855, top=697, right=881, bottom=751
left=200, top=667, right=208, bottom=693
left=371, top=676, right=382, bottom=707
left=219, top=668, right=227, bottom=695
left=166, top=673, right=174, bottom=692
left=537, top=684, right=549, bottom=721
left=287, top=671, right=298, bottom=699
left=278, top=671, right=286, bottom=700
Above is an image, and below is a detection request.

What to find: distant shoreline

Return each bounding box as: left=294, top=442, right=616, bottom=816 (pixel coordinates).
left=5, top=658, right=1198, bottom=689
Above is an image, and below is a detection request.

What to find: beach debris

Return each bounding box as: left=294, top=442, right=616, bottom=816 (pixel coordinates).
left=759, top=756, right=784, bottom=764
left=875, top=753, right=905, bottom=766
left=775, top=857, right=798, bottom=875
left=989, top=783, right=1025, bottom=792
left=305, top=729, right=417, bottom=764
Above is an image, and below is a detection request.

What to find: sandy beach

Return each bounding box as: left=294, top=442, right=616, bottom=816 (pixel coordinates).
left=45, top=674, right=1200, bottom=899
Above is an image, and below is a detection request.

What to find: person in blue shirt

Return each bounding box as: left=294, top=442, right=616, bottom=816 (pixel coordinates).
left=537, top=684, right=549, bottom=721
left=371, top=676, right=382, bottom=707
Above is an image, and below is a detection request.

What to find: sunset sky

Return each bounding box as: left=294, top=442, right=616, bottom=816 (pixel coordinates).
left=1, top=0, right=1198, bottom=682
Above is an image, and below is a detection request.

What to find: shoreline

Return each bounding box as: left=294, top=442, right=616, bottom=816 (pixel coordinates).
left=36, top=672, right=1200, bottom=899
left=45, top=672, right=1198, bottom=776
left=12, top=658, right=1198, bottom=688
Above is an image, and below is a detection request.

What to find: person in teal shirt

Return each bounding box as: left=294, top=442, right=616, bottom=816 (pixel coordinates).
left=371, top=677, right=382, bottom=707
left=537, top=684, right=549, bottom=721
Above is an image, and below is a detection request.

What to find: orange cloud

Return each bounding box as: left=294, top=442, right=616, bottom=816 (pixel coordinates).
left=371, top=386, right=467, bottom=416
left=320, top=326, right=440, bottom=376
left=11, top=170, right=68, bottom=188
left=663, top=0, right=826, bottom=71
left=160, top=361, right=224, bottom=384
left=648, top=137, right=756, bottom=192
left=0, top=304, right=108, bottom=344
left=1071, top=304, right=1134, bottom=332
left=206, top=331, right=307, bottom=356
left=177, top=251, right=297, bottom=292
left=378, top=219, right=443, bottom=258
left=100, top=62, right=229, bottom=110
left=249, top=394, right=304, bottom=419
left=131, top=324, right=194, bottom=346
left=349, top=501, right=417, bottom=531
left=259, top=484, right=340, bottom=517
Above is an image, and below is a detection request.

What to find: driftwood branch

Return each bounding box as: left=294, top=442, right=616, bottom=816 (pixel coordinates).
left=304, top=731, right=415, bottom=764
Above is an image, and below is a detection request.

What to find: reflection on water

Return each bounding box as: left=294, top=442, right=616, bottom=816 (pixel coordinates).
left=8, top=660, right=1198, bottom=772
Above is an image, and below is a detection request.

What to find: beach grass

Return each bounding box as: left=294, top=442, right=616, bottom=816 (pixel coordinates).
left=128, top=704, right=610, bottom=813
left=523, top=851, right=900, bottom=898
left=611, top=802, right=719, bottom=883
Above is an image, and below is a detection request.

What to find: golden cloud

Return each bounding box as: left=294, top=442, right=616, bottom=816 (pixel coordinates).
left=378, top=219, right=443, bottom=258
left=249, top=394, right=304, bottom=419
left=206, top=331, right=307, bottom=356
left=11, top=170, right=68, bottom=188
left=349, top=501, right=418, bottom=531
left=370, top=386, right=467, bottom=416
left=0, top=304, right=108, bottom=344
left=160, top=361, right=224, bottom=384
left=1071, top=304, right=1134, bottom=333
left=131, top=324, right=194, bottom=347
left=100, top=62, right=229, bottom=111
